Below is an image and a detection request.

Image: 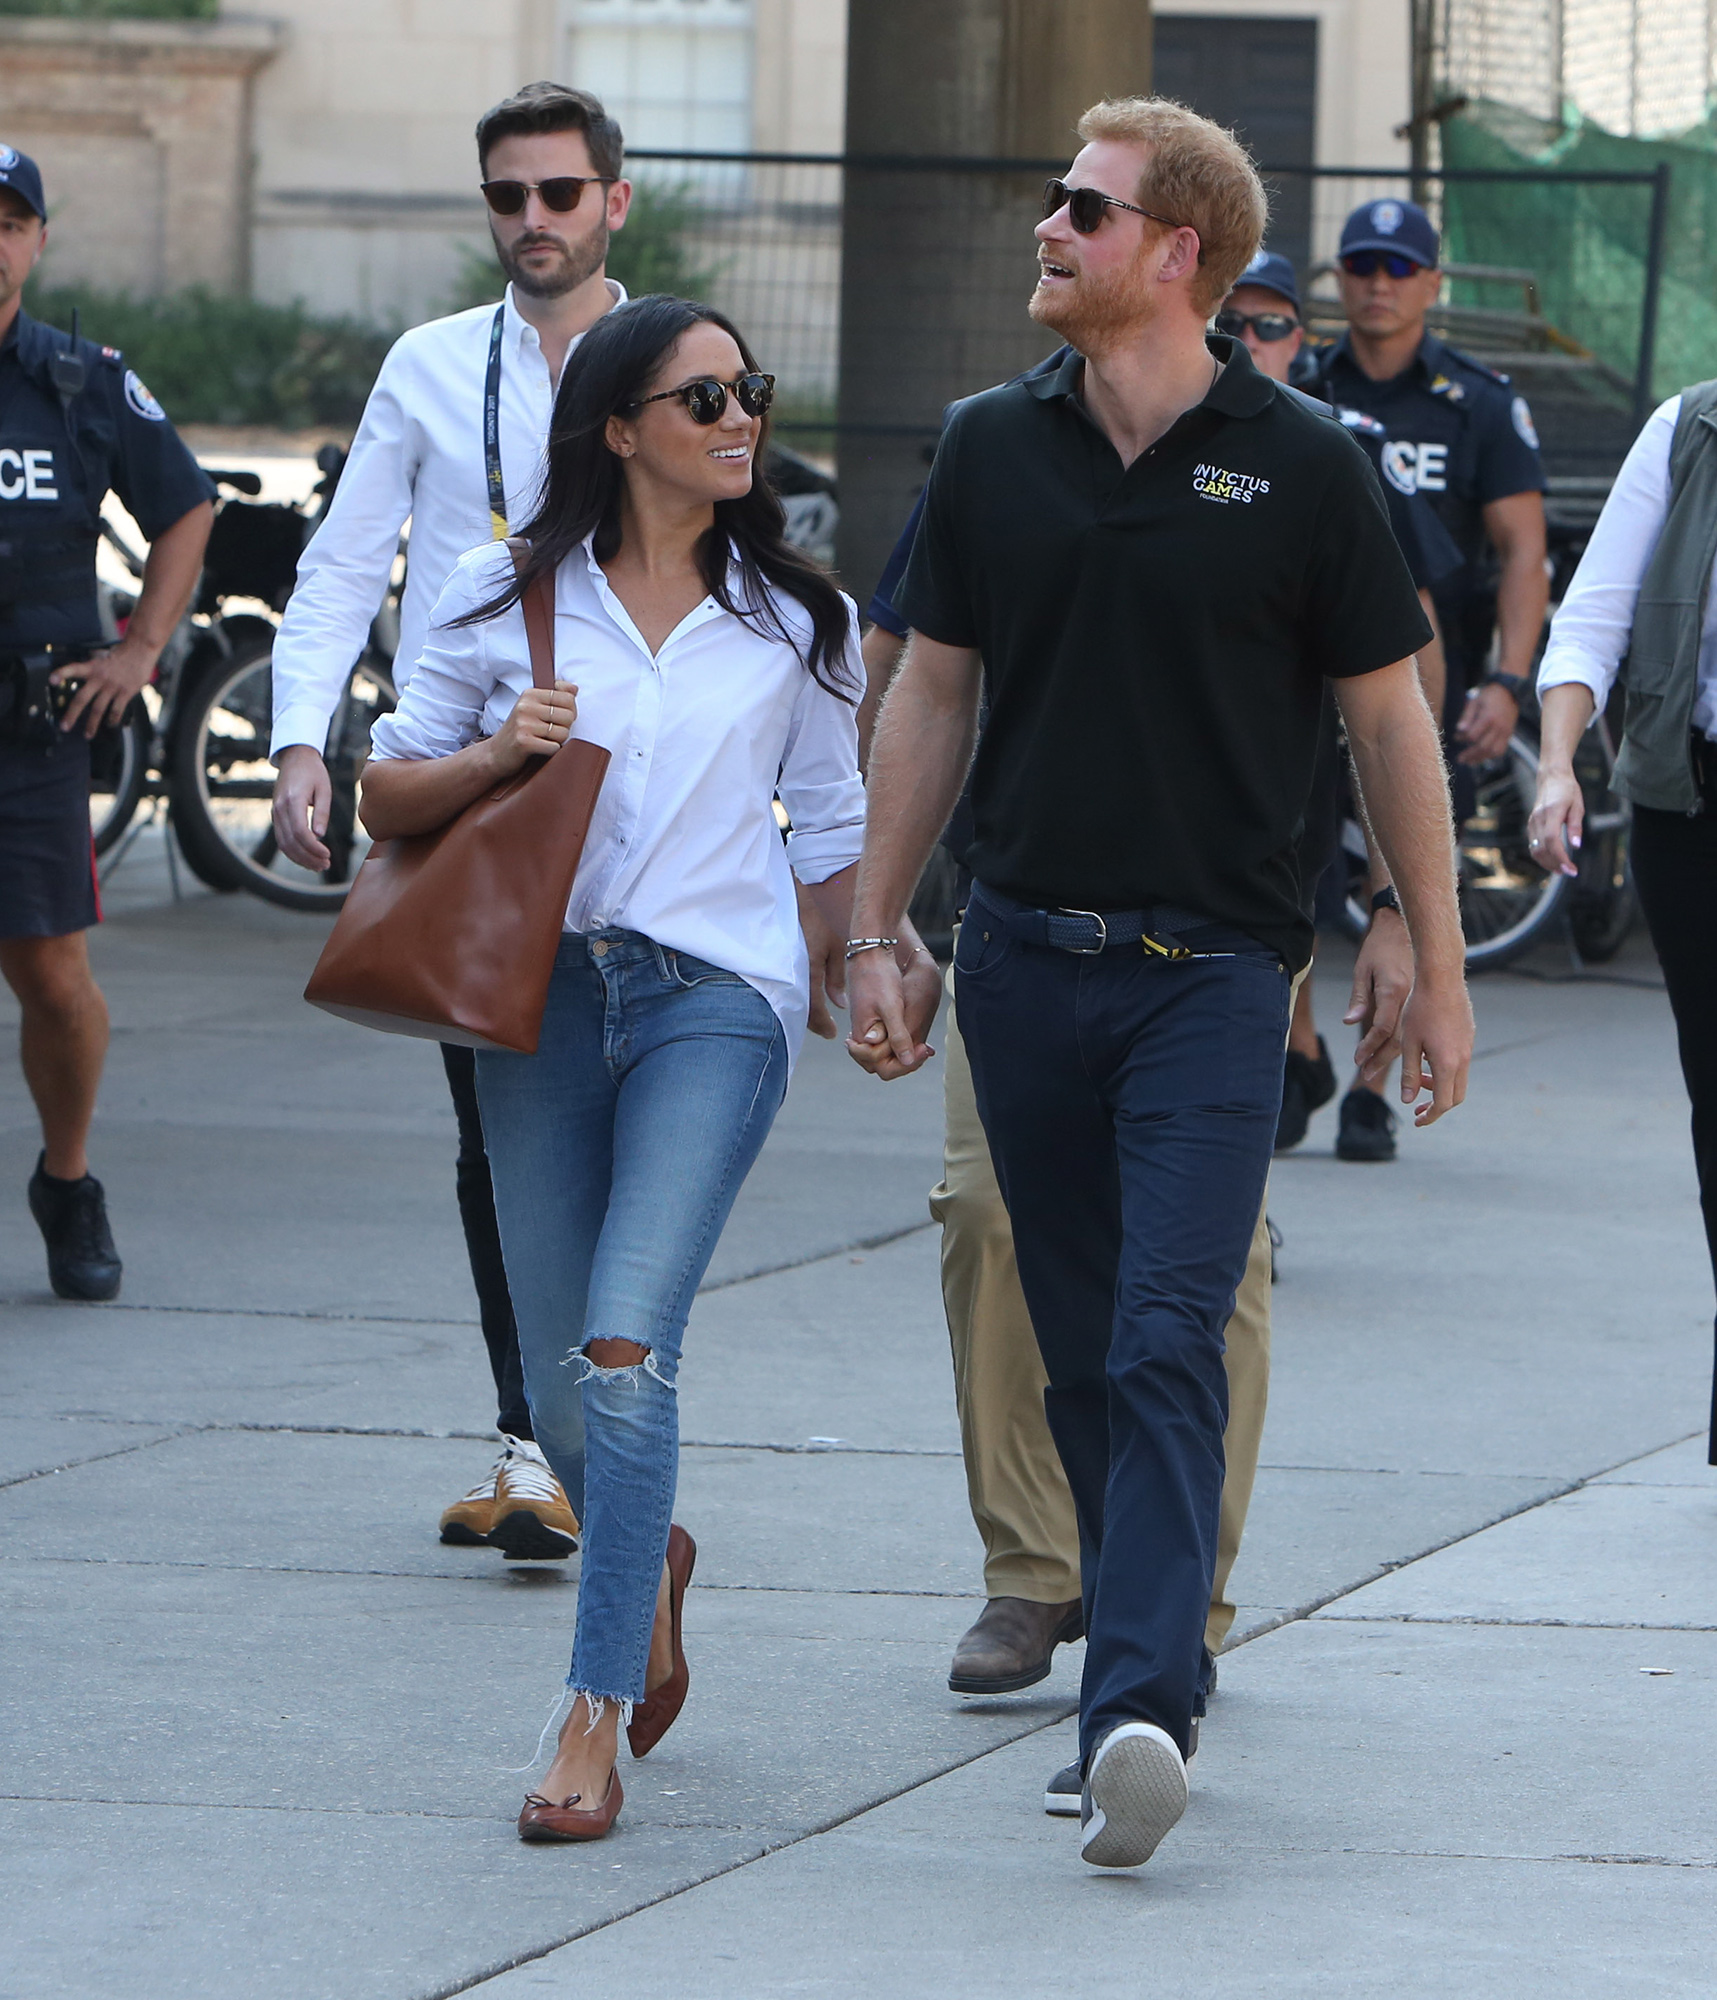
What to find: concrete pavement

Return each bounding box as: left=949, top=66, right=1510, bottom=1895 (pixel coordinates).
left=2, top=836, right=1712, bottom=1998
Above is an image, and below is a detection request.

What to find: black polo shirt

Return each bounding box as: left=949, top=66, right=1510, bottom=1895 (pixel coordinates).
left=895, top=333, right=1432, bottom=970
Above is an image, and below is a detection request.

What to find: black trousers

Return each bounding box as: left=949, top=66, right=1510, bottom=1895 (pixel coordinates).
left=1629, top=756, right=1717, bottom=1464
left=439, top=1043, right=531, bottom=1441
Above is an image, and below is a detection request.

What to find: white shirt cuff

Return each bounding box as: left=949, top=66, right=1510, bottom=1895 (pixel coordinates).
left=270, top=702, right=334, bottom=762
left=786, top=828, right=864, bottom=885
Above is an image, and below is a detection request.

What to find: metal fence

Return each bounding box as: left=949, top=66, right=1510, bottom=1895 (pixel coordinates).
left=626, top=148, right=1668, bottom=589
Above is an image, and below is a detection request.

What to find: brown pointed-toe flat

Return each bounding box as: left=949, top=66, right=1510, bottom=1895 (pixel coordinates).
left=626, top=1522, right=697, bottom=1759
left=517, top=1766, right=624, bottom=1842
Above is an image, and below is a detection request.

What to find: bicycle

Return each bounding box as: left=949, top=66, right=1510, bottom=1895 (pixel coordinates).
left=1333, top=504, right=1635, bottom=972
left=95, top=446, right=399, bottom=911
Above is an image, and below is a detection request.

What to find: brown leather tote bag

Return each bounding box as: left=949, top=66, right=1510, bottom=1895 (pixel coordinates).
left=304, top=541, right=609, bottom=1053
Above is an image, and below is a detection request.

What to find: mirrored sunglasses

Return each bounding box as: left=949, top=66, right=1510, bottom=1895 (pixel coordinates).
left=1340, top=250, right=1424, bottom=280
left=627, top=372, right=776, bottom=426
left=1214, top=308, right=1300, bottom=343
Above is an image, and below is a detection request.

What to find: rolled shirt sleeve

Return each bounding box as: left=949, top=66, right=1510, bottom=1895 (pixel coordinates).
left=367, top=546, right=505, bottom=763
left=781, top=605, right=867, bottom=884
left=270, top=339, right=420, bottom=760
left=1538, top=396, right=1679, bottom=713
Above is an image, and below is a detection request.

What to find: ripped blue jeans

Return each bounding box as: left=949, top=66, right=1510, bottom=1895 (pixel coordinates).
left=476, top=931, right=788, bottom=1713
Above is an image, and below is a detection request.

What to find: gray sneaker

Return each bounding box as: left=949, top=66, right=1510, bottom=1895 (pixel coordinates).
left=1078, top=1722, right=1188, bottom=1867
left=1045, top=1716, right=1196, bottom=1815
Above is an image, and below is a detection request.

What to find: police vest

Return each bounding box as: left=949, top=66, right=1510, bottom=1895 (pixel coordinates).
left=0, top=320, right=111, bottom=650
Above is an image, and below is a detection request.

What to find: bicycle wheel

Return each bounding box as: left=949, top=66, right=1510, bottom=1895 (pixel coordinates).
left=1458, top=734, right=1567, bottom=968
left=89, top=701, right=150, bottom=858
left=169, top=638, right=397, bottom=911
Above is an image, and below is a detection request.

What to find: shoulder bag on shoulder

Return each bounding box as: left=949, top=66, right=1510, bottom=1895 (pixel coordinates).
left=303, top=540, right=609, bottom=1053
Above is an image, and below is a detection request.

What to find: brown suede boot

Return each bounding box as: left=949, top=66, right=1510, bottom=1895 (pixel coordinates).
left=948, top=1596, right=1084, bottom=1694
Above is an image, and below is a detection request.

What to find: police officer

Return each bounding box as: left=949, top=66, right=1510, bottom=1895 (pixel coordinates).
left=0, top=146, right=213, bottom=1299
left=1220, top=246, right=1463, bottom=1161
left=1307, top=199, right=1548, bottom=772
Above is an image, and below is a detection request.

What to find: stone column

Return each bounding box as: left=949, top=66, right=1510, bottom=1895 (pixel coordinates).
left=836, top=0, right=1152, bottom=599
left=0, top=16, right=282, bottom=299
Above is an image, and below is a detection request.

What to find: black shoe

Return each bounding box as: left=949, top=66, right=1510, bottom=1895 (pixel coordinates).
left=1046, top=1717, right=1200, bottom=1815
left=1274, top=1036, right=1336, bottom=1151
left=1335, top=1089, right=1397, bottom=1163
left=27, top=1154, right=122, bottom=1300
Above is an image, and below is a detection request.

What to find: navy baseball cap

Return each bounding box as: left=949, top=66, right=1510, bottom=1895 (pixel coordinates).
left=1339, top=197, right=1438, bottom=268
left=1230, top=247, right=1300, bottom=311
left=0, top=143, right=46, bottom=221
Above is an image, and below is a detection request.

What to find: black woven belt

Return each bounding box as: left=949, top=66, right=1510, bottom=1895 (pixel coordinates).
left=969, top=882, right=1214, bottom=956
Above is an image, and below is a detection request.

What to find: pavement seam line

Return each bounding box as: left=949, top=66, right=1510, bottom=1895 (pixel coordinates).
left=0, top=1426, right=201, bottom=1493
left=436, top=1423, right=1707, bottom=1987
left=0, top=1218, right=939, bottom=1326
left=434, top=1700, right=1080, bottom=2000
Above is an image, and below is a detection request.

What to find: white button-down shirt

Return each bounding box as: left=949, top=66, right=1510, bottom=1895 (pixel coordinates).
left=269, top=281, right=626, bottom=759
left=1539, top=393, right=1717, bottom=740
left=369, top=537, right=867, bottom=1063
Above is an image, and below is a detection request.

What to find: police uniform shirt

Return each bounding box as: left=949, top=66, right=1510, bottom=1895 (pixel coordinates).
left=1319, top=402, right=1463, bottom=593
left=896, top=334, right=1432, bottom=972
left=1313, top=330, right=1545, bottom=573
left=0, top=308, right=215, bottom=651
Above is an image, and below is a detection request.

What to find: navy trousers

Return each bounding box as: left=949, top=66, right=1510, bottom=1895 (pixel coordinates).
left=954, top=885, right=1290, bottom=1764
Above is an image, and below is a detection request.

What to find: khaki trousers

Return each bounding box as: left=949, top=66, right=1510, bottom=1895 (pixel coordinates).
left=931, top=963, right=1279, bottom=1658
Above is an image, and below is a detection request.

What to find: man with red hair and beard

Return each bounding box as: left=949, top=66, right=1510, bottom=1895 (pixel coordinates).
left=846, top=97, right=1472, bottom=1870
left=268, top=82, right=631, bottom=1559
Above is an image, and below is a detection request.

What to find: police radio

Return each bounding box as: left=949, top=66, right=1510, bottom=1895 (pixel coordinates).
left=49, top=307, right=86, bottom=414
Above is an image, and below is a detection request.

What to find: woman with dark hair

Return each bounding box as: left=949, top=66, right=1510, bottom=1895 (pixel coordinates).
left=362, top=295, right=940, bottom=1841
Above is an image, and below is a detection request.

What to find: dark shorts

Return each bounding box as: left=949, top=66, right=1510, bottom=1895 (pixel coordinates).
left=0, top=731, right=99, bottom=940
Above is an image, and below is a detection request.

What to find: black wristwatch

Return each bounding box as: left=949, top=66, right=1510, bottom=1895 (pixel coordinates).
left=1369, top=885, right=1403, bottom=919
left=1481, top=670, right=1529, bottom=703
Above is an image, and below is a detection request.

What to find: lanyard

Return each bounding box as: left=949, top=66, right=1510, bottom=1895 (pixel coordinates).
left=484, top=302, right=508, bottom=542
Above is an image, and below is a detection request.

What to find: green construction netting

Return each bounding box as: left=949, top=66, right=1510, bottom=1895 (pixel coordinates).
left=1441, top=101, right=1717, bottom=406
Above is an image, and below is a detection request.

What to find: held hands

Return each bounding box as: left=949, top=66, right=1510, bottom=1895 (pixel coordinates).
left=1525, top=762, right=1583, bottom=877
left=798, top=879, right=845, bottom=1039
left=846, top=943, right=940, bottom=1080
left=488, top=679, right=579, bottom=778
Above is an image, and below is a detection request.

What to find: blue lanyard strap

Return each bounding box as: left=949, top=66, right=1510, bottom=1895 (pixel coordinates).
left=484, top=302, right=507, bottom=542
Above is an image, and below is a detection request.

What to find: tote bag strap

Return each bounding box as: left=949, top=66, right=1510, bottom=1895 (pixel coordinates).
left=505, top=537, right=557, bottom=691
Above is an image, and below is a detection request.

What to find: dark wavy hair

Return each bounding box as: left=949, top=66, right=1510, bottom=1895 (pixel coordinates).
left=461, top=294, right=855, bottom=699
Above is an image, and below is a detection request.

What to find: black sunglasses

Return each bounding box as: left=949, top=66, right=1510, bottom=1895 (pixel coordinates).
left=1340, top=250, right=1425, bottom=280
left=480, top=176, right=615, bottom=216
left=627, top=372, right=776, bottom=426
left=1214, top=308, right=1300, bottom=343
left=1042, top=178, right=1188, bottom=237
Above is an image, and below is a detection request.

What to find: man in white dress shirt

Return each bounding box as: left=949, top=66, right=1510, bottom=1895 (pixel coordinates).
left=269, top=81, right=631, bottom=1554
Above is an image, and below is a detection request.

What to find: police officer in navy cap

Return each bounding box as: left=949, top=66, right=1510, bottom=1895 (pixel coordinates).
left=1218, top=245, right=1462, bottom=1161
left=0, top=144, right=214, bottom=1299
left=1307, top=197, right=1547, bottom=777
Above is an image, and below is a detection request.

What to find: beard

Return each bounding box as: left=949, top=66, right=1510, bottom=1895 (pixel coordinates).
left=495, top=218, right=610, bottom=300
left=1029, top=250, right=1160, bottom=353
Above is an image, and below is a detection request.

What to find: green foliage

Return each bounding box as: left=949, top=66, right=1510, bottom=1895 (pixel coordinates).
left=444, top=179, right=721, bottom=314
left=0, top=1, right=216, bottom=16
left=21, top=281, right=394, bottom=428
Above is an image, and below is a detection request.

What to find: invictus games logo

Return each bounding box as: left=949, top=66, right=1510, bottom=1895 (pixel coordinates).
left=1370, top=200, right=1404, bottom=234
left=0, top=145, right=18, bottom=171
left=1192, top=463, right=1270, bottom=505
